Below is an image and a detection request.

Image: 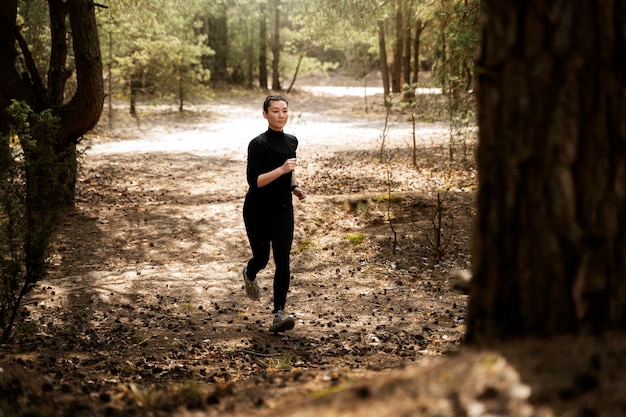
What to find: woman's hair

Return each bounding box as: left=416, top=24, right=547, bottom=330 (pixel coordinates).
left=263, top=95, right=288, bottom=112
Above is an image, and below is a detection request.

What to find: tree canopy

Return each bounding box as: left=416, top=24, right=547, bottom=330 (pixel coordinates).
left=7, top=0, right=477, bottom=113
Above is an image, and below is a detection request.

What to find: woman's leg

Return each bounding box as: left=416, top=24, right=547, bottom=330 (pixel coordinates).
left=243, top=203, right=270, bottom=280
left=270, top=208, right=294, bottom=312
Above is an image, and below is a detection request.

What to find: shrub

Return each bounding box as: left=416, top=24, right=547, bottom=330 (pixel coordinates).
left=0, top=101, right=70, bottom=340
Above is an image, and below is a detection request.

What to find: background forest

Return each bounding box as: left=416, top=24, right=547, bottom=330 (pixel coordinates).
left=94, top=0, right=476, bottom=109
left=20, top=0, right=478, bottom=114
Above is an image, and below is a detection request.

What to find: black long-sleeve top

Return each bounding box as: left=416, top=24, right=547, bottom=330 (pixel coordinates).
left=245, top=128, right=298, bottom=212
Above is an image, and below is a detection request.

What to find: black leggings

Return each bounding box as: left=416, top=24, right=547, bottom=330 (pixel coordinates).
left=243, top=202, right=294, bottom=312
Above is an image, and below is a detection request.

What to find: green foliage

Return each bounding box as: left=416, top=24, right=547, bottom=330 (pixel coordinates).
left=100, top=0, right=214, bottom=107
left=297, top=239, right=314, bottom=252
left=8, top=0, right=479, bottom=113
left=375, top=193, right=400, bottom=204
left=345, top=232, right=365, bottom=245
left=271, top=352, right=294, bottom=370
left=15, top=0, right=480, bottom=109
left=0, top=101, right=69, bottom=341
left=17, top=0, right=54, bottom=86
left=435, top=0, right=479, bottom=89
left=433, top=0, right=479, bottom=160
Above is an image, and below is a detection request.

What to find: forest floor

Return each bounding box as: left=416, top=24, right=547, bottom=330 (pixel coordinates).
left=1, top=74, right=625, bottom=416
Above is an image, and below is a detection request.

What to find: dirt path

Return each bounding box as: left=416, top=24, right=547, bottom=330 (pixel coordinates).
left=0, top=89, right=475, bottom=415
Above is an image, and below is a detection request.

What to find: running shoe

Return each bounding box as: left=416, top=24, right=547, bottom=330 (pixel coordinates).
left=269, top=310, right=295, bottom=333
left=243, top=266, right=260, bottom=301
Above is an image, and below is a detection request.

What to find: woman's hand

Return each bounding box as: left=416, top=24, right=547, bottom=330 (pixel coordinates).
left=293, top=187, right=306, bottom=201
left=281, top=158, right=297, bottom=173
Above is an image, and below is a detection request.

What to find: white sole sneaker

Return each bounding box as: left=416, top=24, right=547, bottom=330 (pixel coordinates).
left=269, top=314, right=295, bottom=333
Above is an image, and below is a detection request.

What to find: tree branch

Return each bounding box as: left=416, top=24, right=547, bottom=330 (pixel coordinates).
left=15, top=26, right=48, bottom=102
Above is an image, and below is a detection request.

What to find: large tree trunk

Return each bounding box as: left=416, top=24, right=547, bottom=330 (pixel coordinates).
left=391, top=0, right=403, bottom=93
left=378, top=21, right=390, bottom=99
left=57, top=0, right=104, bottom=203
left=53, top=0, right=104, bottom=151
left=467, top=1, right=626, bottom=345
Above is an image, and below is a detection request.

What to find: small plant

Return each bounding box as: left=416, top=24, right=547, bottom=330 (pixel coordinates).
left=128, top=383, right=166, bottom=408
left=133, top=331, right=148, bottom=344
left=423, top=189, right=454, bottom=263
left=0, top=101, right=69, bottom=341
left=346, top=199, right=370, bottom=215
left=355, top=200, right=370, bottom=215
left=379, top=94, right=394, bottom=163
left=180, top=300, right=194, bottom=311
left=124, top=381, right=208, bottom=411
left=271, top=353, right=293, bottom=371
left=298, top=239, right=314, bottom=252
left=374, top=193, right=400, bottom=204
left=384, top=169, right=398, bottom=254
left=14, top=320, right=38, bottom=338
left=345, top=233, right=365, bottom=245
left=172, top=381, right=207, bottom=405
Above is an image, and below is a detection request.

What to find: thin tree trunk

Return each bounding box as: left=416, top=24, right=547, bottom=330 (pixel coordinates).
left=129, top=73, right=139, bottom=117
left=178, top=62, right=184, bottom=112
left=258, top=2, right=268, bottom=90
left=107, top=28, right=113, bottom=130
left=412, top=20, right=424, bottom=84
left=378, top=20, right=390, bottom=99
left=271, top=0, right=281, bottom=91
left=286, top=52, right=304, bottom=94
left=245, top=18, right=254, bottom=88
left=48, top=0, right=70, bottom=105
left=402, top=24, right=415, bottom=99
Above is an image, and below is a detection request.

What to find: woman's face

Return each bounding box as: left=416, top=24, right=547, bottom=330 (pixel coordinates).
left=263, top=99, right=289, bottom=131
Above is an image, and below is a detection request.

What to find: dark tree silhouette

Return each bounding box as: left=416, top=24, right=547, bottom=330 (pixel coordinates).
left=467, top=1, right=626, bottom=344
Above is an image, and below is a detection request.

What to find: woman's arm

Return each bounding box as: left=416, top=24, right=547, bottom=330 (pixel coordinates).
left=257, top=158, right=296, bottom=188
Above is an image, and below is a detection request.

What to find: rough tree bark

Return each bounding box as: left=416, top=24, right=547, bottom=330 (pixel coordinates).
left=467, top=1, right=626, bottom=344
left=63, top=1, right=104, bottom=141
